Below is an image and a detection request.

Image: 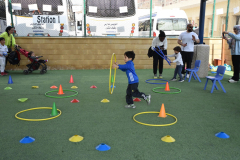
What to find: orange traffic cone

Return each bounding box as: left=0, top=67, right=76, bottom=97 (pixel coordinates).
left=165, top=82, right=170, bottom=91
left=57, top=84, right=64, bottom=95
left=158, top=103, right=167, bottom=118
left=69, top=75, right=74, bottom=83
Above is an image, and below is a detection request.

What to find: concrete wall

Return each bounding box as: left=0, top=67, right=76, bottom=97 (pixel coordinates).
left=205, top=38, right=231, bottom=65
left=6, top=37, right=230, bottom=70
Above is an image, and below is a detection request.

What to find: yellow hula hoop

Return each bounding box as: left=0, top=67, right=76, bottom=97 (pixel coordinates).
left=133, top=111, right=177, bottom=127
left=15, top=107, right=62, bottom=121
left=109, top=53, right=116, bottom=94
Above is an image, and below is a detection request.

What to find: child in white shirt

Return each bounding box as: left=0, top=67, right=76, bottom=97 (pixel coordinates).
left=0, top=37, right=8, bottom=76
left=167, top=46, right=184, bottom=82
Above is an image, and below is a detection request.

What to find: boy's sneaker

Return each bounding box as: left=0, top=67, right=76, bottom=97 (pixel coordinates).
left=45, top=59, right=48, bottom=62
left=1, top=72, right=5, bottom=76
left=179, top=79, right=184, bottom=82
left=186, top=74, right=189, bottom=78
left=145, top=95, right=151, bottom=105
left=171, top=78, right=177, bottom=81
left=159, top=74, right=163, bottom=79
left=125, top=104, right=136, bottom=109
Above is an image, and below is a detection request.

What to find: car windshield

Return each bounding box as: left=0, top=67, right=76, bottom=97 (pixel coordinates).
left=138, top=19, right=154, bottom=31
left=157, top=18, right=187, bottom=31
left=86, top=0, right=135, bottom=18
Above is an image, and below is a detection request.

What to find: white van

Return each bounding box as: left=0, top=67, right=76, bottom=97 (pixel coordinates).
left=138, top=9, right=188, bottom=37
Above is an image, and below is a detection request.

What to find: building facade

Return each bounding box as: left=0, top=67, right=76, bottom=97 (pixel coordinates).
left=139, top=0, right=240, bottom=37
left=153, top=0, right=240, bottom=37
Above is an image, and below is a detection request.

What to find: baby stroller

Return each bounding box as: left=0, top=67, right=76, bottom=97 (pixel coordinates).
left=15, top=46, right=47, bottom=74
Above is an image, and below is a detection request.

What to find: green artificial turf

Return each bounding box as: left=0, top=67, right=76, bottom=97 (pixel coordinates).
left=0, top=69, right=240, bottom=160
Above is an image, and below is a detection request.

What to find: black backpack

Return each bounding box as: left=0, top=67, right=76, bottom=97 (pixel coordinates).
left=8, top=51, right=20, bottom=66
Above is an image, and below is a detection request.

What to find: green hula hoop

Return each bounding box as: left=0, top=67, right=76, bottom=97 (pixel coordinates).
left=152, top=87, right=181, bottom=94
left=45, top=90, right=78, bottom=98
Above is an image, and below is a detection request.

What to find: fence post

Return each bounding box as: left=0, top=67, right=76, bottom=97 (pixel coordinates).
left=225, top=0, right=230, bottom=31
left=221, top=24, right=225, bottom=66
left=149, top=0, right=152, bottom=38
left=199, top=0, right=207, bottom=44
left=8, top=0, right=14, bottom=36
left=212, top=44, right=214, bottom=64
left=83, top=0, right=86, bottom=37
left=211, top=0, right=216, bottom=37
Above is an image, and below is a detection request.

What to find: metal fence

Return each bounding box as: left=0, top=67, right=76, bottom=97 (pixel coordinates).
left=3, top=0, right=239, bottom=37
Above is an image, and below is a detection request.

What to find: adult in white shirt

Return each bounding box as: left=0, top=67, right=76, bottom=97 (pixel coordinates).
left=151, top=30, right=168, bottom=79
left=177, top=24, right=200, bottom=78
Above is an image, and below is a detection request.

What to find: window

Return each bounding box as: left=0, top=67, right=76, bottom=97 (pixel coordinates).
left=208, top=18, right=212, bottom=37
left=220, top=17, right=226, bottom=34
left=9, top=0, right=63, bottom=16
left=236, top=16, right=240, bottom=25
left=157, top=18, right=187, bottom=31
left=86, top=0, right=136, bottom=18
left=138, top=19, right=154, bottom=31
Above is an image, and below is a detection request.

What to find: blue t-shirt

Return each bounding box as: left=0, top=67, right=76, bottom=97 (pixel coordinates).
left=118, top=60, right=139, bottom=84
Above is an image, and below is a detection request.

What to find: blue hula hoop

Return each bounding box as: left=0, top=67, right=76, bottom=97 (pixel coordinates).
left=154, top=47, right=171, bottom=65
left=145, top=79, right=169, bottom=85
left=157, top=46, right=171, bottom=63
left=153, top=47, right=171, bottom=65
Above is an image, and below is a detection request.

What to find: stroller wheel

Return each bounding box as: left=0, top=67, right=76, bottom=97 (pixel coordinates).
left=23, top=70, right=29, bottom=75
left=40, top=70, right=45, bottom=74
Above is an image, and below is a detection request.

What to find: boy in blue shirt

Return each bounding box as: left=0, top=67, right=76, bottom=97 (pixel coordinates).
left=112, top=51, right=151, bottom=108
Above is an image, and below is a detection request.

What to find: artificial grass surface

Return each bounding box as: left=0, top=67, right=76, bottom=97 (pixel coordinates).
left=0, top=69, right=240, bottom=160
